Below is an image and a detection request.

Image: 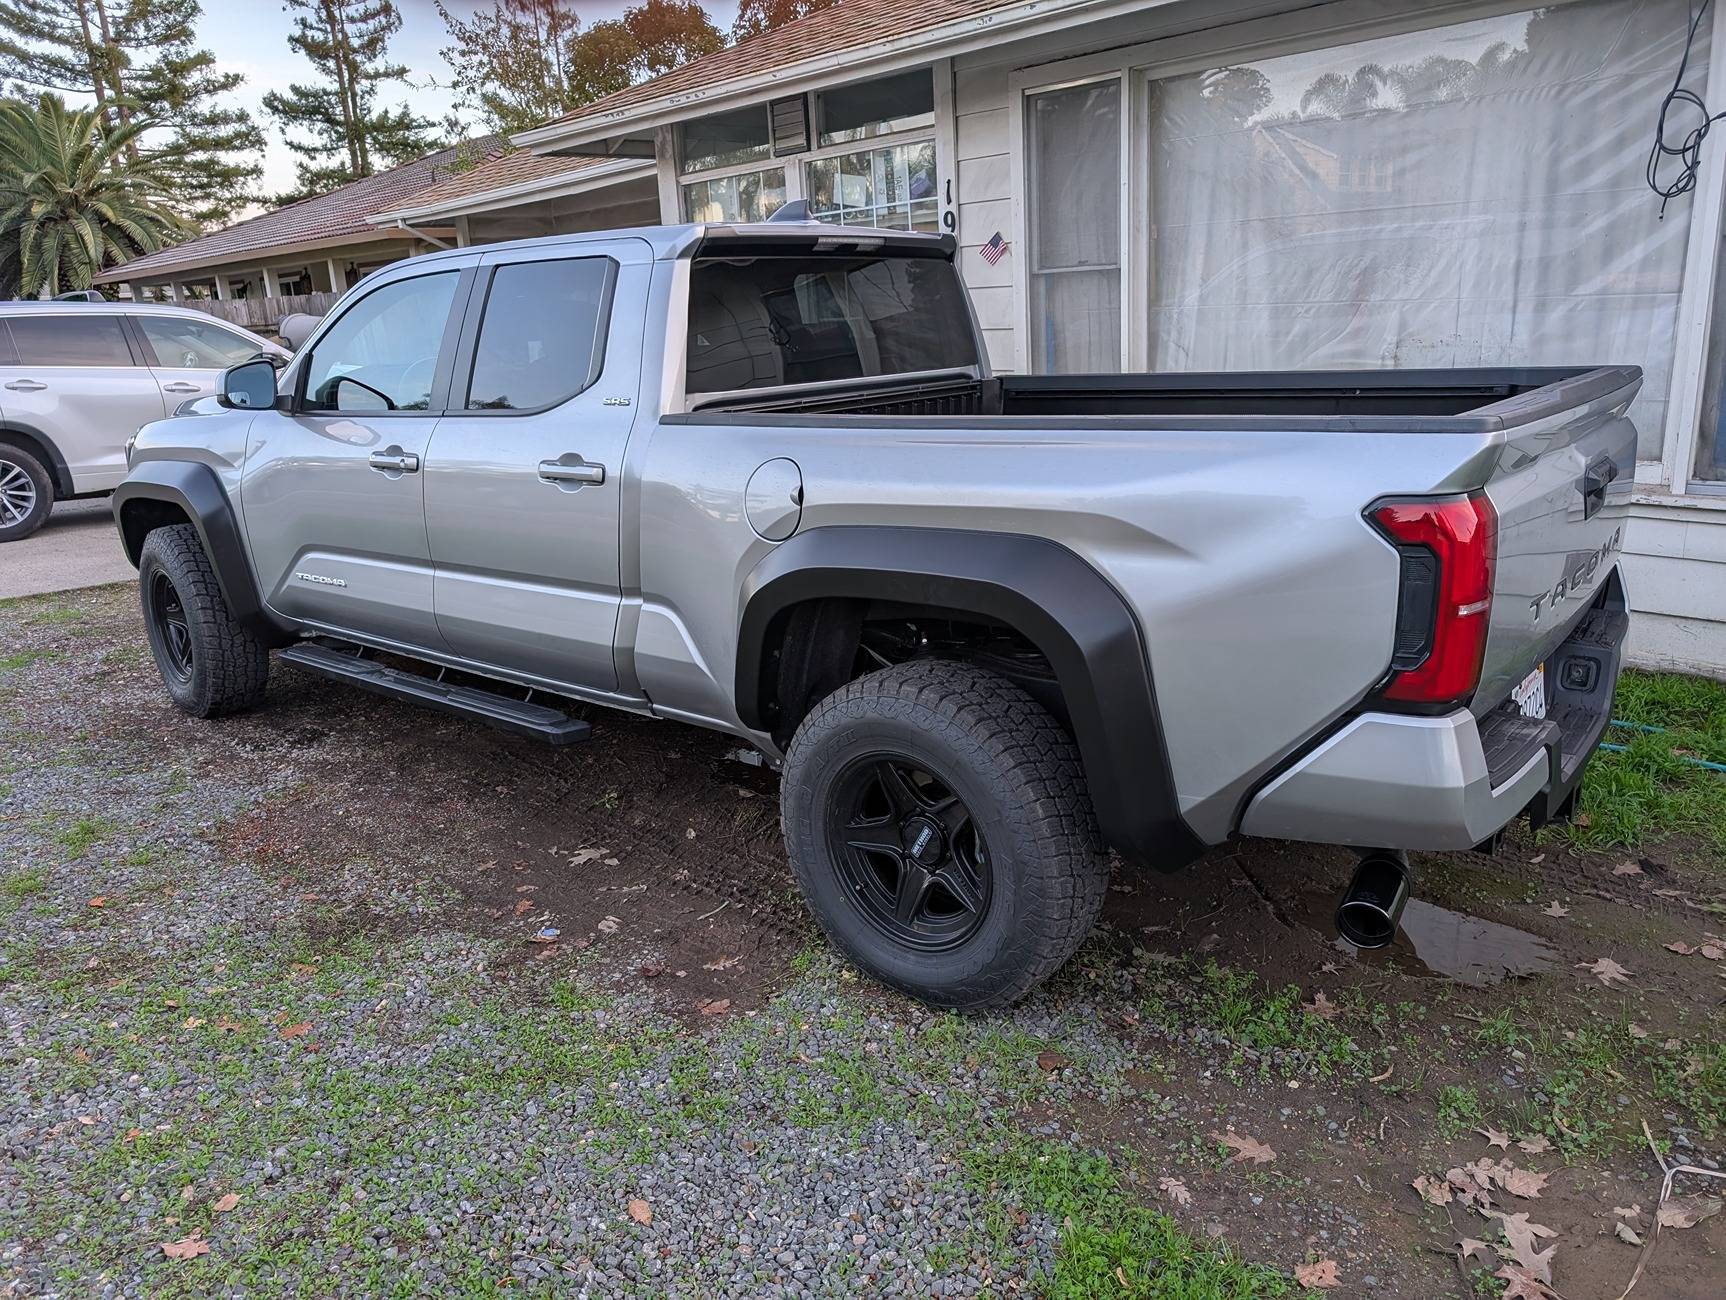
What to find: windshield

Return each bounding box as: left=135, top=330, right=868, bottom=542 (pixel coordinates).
left=686, top=253, right=978, bottom=394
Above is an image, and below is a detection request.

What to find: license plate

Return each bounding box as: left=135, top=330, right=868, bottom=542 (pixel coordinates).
left=1513, top=664, right=1547, bottom=720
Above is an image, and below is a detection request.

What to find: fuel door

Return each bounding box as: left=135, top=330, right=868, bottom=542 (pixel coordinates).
left=746, top=457, right=803, bottom=542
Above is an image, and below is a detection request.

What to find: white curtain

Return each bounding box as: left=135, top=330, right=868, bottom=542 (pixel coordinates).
left=1029, top=79, right=1122, bottom=373
left=1144, top=0, right=1700, bottom=460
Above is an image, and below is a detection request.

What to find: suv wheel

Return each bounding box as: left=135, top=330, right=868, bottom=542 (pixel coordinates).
left=138, top=523, right=269, bottom=717
left=0, top=441, right=53, bottom=541
left=780, top=660, right=1110, bottom=1009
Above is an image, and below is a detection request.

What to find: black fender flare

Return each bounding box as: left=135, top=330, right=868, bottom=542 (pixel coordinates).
left=112, top=461, right=297, bottom=647
left=735, top=526, right=1205, bottom=872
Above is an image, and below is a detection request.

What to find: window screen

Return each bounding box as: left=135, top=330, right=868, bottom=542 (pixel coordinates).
left=680, top=105, right=772, bottom=173
left=7, top=314, right=134, bottom=366
left=817, top=69, right=935, bottom=146
left=467, top=258, right=612, bottom=411
left=686, top=254, right=978, bottom=394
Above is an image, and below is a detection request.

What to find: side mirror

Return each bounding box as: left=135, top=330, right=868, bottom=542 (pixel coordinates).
left=218, top=358, right=279, bottom=410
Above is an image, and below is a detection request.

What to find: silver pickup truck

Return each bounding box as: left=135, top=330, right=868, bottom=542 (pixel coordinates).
left=115, top=222, right=1635, bottom=1009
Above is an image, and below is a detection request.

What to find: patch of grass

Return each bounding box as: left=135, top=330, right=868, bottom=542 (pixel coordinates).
left=1186, top=962, right=1371, bottom=1080
left=0, top=649, right=51, bottom=676
left=33, top=605, right=86, bottom=626
left=1563, top=669, right=1726, bottom=852
left=1436, top=1084, right=1484, bottom=1135
left=55, top=816, right=113, bottom=857
left=0, top=867, right=48, bottom=919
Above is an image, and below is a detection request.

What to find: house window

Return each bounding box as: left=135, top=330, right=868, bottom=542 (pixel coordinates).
left=679, top=104, right=772, bottom=173
left=683, top=168, right=787, bottom=223
left=805, top=140, right=937, bottom=231
left=1027, top=78, right=1121, bottom=373
left=816, top=69, right=934, bottom=146
left=1134, top=0, right=1699, bottom=460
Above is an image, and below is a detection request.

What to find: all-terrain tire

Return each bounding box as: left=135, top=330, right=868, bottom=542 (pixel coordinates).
left=0, top=439, right=54, bottom=541
left=138, top=523, right=269, bottom=717
left=780, top=660, right=1110, bottom=1009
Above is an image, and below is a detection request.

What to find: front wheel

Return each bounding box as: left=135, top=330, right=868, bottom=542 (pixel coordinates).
left=780, top=660, right=1110, bottom=1009
left=138, top=523, right=269, bottom=717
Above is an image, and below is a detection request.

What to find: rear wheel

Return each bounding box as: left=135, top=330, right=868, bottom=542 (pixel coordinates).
left=0, top=441, right=53, bottom=541
left=780, top=660, right=1109, bottom=1009
left=138, top=524, right=269, bottom=717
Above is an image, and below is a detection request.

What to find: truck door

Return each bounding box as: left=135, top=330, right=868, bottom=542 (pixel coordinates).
left=421, top=241, right=648, bottom=694
left=239, top=266, right=470, bottom=650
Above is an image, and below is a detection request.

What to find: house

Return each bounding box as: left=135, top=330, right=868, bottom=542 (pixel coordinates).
left=91, top=139, right=508, bottom=328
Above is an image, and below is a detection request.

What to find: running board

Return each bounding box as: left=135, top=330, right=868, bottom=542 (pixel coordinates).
left=277, top=642, right=592, bottom=745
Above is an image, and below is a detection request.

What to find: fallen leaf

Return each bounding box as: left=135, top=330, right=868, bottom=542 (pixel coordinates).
left=1516, top=1136, right=1552, bottom=1155
left=1540, top=901, right=1570, bottom=918
left=567, top=848, right=608, bottom=865
left=1212, top=1129, right=1275, bottom=1165
left=1115, top=1265, right=1129, bottom=1287
left=597, top=916, right=620, bottom=934
left=1035, top=1051, right=1071, bottom=1073
left=212, top=1193, right=240, bottom=1213
left=1613, top=860, right=1643, bottom=876
left=1302, top=991, right=1339, bottom=1020
left=1458, top=1238, right=1495, bottom=1266
left=182, top=1017, right=205, bottom=1030
left=1157, top=1177, right=1191, bottom=1207
left=1294, top=1258, right=1341, bottom=1290
left=1479, top=1127, right=1512, bottom=1150
left=1413, top=1175, right=1453, bottom=1206
left=626, top=1197, right=652, bottom=1225
left=1627, top=1024, right=1648, bottom=1040
left=1613, top=1220, right=1644, bottom=1247
left=159, top=1234, right=209, bottom=1261
left=1496, top=1264, right=1558, bottom=1300
left=1577, top=957, right=1632, bottom=987
left=685, top=828, right=696, bottom=840
left=1529, top=853, right=1546, bottom=865
left=76, top=1115, right=96, bottom=1126
left=180, top=1184, right=194, bottom=1202
left=1491, top=1212, right=1558, bottom=1282
left=1501, top=1167, right=1550, bottom=1200
left=1702, top=943, right=1725, bottom=961
left=702, top=955, right=741, bottom=971
left=698, top=998, right=731, bottom=1016
left=279, top=1022, right=312, bottom=1040
left=512, top=899, right=533, bottom=917
left=1657, top=1195, right=1723, bottom=1229
left=638, top=963, right=665, bottom=979
left=1613, top=1204, right=1642, bottom=1219
left=1666, top=941, right=1698, bottom=956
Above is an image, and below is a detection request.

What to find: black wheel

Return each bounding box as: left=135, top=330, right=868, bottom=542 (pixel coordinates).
left=781, top=660, right=1109, bottom=1010
left=0, top=440, right=53, bottom=541
left=138, top=523, right=269, bottom=717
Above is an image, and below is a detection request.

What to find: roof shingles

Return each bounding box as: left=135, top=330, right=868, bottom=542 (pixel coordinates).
left=369, top=150, right=626, bottom=219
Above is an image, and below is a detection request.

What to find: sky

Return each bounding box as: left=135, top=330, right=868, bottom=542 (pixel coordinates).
left=198, top=0, right=739, bottom=199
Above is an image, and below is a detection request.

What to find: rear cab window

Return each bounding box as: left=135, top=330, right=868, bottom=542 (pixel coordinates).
left=685, top=253, right=978, bottom=395
left=465, top=257, right=614, bottom=411
left=5, top=314, right=135, bottom=366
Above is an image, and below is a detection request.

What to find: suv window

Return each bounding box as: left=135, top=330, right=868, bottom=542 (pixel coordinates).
left=5, top=314, right=134, bottom=366
left=466, top=258, right=611, bottom=411
left=302, top=272, right=460, bottom=412
left=139, top=315, right=261, bottom=369
left=686, top=254, right=978, bottom=394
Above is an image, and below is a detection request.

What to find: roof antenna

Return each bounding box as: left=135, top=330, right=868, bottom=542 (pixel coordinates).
left=766, top=199, right=814, bottom=222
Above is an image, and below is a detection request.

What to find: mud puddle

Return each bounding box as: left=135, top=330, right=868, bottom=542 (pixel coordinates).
left=1336, top=897, right=1557, bottom=985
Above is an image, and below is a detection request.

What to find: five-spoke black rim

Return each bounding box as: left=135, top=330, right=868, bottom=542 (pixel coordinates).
left=827, top=754, right=991, bottom=951
left=150, top=571, right=194, bottom=685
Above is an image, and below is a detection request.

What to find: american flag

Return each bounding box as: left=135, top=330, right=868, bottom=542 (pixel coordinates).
left=979, top=232, right=1009, bottom=265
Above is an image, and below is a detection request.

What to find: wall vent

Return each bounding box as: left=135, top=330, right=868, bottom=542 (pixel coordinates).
left=771, top=95, right=810, bottom=156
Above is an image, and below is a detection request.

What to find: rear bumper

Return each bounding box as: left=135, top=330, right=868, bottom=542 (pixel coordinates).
left=1240, top=584, right=1627, bottom=852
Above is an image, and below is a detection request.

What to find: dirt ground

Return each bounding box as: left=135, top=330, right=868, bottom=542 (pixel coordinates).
left=2, top=582, right=1722, bottom=1298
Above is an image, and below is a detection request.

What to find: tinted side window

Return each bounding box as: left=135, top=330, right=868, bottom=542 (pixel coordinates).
left=139, top=316, right=261, bottom=369
left=466, top=258, right=612, bottom=411
left=303, top=272, right=460, bottom=413
left=6, top=314, right=134, bottom=366
left=686, top=255, right=978, bottom=394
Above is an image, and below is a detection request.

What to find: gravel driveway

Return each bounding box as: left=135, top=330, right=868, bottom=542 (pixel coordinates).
left=2, top=584, right=1722, bottom=1299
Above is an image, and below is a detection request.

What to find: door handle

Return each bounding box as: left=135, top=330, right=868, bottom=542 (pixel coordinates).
left=368, top=448, right=420, bottom=474
left=538, top=457, right=605, bottom=486
left=162, top=381, right=200, bottom=393
left=4, top=379, right=45, bottom=391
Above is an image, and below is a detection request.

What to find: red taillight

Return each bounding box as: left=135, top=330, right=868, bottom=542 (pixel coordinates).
left=1371, top=494, right=1497, bottom=707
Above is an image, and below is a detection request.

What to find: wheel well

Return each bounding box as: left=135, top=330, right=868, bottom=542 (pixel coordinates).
left=117, top=497, right=193, bottom=565
left=0, top=428, right=72, bottom=497
left=759, top=596, right=1069, bottom=749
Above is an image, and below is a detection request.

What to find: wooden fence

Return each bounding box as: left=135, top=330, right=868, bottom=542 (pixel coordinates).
left=177, top=292, right=341, bottom=332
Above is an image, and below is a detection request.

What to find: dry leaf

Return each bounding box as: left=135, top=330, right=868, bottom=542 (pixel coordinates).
left=1540, top=901, right=1570, bottom=918
left=1577, top=956, right=1632, bottom=987
left=1294, top=1258, right=1341, bottom=1290
left=159, top=1234, right=209, bottom=1261
left=1516, top=1135, right=1551, bottom=1155
left=1500, top=1167, right=1550, bottom=1200
left=626, top=1198, right=652, bottom=1225
left=1613, top=1220, right=1644, bottom=1247
left=1302, top=992, right=1339, bottom=1020
left=1612, top=860, right=1643, bottom=876
left=1627, top=1024, right=1648, bottom=1040
left=1479, top=1127, right=1512, bottom=1150
left=1666, top=941, right=1698, bottom=955
left=1657, top=1195, right=1723, bottom=1229
left=512, top=899, right=533, bottom=917
left=1157, top=1177, right=1191, bottom=1207
left=567, top=848, right=607, bottom=865
left=1212, top=1129, right=1275, bottom=1165
left=210, top=1192, right=240, bottom=1213
left=1701, top=943, right=1725, bottom=960
left=1413, top=1175, right=1453, bottom=1206
left=1035, top=1050, right=1071, bottom=1073
left=698, top=998, right=730, bottom=1016
left=1458, top=1238, right=1495, bottom=1266
left=1612, top=1204, right=1641, bottom=1219
left=702, top=955, right=741, bottom=971
left=597, top=916, right=620, bottom=934
left=1495, top=1264, right=1558, bottom=1300
left=1492, top=1212, right=1558, bottom=1283
left=180, top=1184, right=194, bottom=1202
left=279, top=1022, right=312, bottom=1040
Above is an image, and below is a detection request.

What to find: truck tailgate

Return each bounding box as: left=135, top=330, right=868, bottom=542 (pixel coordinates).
left=1475, top=366, right=1639, bottom=716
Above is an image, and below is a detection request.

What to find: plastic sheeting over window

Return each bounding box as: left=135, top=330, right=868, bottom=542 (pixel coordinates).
left=1143, top=0, right=1700, bottom=460
left=1029, top=79, right=1122, bottom=374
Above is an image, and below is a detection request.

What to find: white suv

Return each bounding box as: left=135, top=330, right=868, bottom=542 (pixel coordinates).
left=0, top=303, right=289, bottom=541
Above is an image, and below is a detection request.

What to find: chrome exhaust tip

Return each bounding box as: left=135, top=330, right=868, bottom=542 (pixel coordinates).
left=1336, top=851, right=1410, bottom=950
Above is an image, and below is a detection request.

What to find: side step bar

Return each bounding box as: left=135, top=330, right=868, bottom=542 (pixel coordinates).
left=277, top=642, right=592, bottom=745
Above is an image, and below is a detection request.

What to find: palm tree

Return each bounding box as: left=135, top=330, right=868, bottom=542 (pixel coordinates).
left=0, top=94, right=191, bottom=299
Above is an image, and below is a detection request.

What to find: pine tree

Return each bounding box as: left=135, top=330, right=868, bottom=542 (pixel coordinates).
left=0, top=0, right=264, bottom=224
left=264, top=0, right=435, bottom=204
left=436, top=0, right=722, bottom=135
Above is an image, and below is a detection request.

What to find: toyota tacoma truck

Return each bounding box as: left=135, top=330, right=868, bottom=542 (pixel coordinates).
left=114, top=222, right=1635, bottom=1009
